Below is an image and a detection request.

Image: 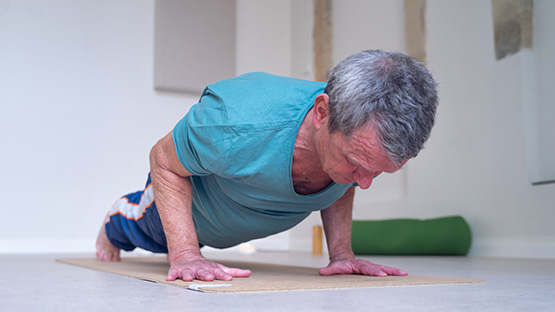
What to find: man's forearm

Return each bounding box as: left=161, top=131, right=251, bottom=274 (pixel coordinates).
left=149, top=133, right=201, bottom=263
left=321, top=187, right=356, bottom=260
left=151, top=171, right=200, bottom=261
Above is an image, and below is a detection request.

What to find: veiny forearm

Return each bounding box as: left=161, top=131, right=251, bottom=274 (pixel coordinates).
left=321, top=187, right=356, bottom=261
left=149, top=134, right=201, bottom=264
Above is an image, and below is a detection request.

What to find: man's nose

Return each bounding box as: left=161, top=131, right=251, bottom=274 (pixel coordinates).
left=354, top=170, right=374, bottom=189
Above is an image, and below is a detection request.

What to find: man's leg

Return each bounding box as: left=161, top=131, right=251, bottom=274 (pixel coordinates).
left=96, top=210, right=122, bottom=261
left=96, top=174, right=168, bottom=261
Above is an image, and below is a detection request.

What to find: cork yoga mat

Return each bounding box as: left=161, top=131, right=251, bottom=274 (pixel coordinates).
left=57, top=257, right=484, bottom=293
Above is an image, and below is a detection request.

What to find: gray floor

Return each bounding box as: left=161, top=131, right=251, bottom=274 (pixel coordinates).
left=1, top=251, right=554, bottom=312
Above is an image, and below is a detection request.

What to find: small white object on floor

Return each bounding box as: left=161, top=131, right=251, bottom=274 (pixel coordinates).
left=188, top=283, right=232, bottom=291
left=238, top=242, right=256, bottom=255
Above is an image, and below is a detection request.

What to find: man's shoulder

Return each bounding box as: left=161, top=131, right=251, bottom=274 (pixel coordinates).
left=202, top=72, right=325, bottom=123
left=207, top=72, right=325, bottom=95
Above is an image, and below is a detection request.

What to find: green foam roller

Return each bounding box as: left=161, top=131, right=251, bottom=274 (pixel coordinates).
left=351, top=216, right=471, bottom=255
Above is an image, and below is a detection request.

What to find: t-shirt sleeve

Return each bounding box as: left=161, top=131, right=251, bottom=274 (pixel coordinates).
left=172, top=88, right=232, bottom=176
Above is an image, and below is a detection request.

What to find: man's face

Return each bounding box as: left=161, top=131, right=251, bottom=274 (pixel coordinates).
left=319, top=123, right=408, bottom=189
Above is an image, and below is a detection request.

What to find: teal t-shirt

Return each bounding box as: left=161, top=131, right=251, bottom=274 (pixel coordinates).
left=172, top=72, right=353, bottom=248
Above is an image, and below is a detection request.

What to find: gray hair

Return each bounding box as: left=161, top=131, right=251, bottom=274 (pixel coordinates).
left=325, top=50, right=439, bottom=165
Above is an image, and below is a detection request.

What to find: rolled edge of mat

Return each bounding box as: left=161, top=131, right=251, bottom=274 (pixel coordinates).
left=351, top=216, right=472, bottom=256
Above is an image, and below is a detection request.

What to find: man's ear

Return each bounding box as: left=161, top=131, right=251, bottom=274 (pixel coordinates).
left=312, top=93, right=330, bottom=130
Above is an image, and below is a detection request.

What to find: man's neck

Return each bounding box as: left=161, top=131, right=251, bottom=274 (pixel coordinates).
left=291, top=109, right=332, bottom=195
left=295, top=109, right=318, bottom=155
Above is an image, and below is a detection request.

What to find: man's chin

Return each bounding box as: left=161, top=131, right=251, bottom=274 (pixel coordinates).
left=334, top=177, right=354, bottom=185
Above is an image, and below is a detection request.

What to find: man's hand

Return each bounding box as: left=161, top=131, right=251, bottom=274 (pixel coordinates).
left=319, top=257, right=408, bottom=277
left=319, top=188, right=407, bottom=277
left=167, top=255, right=252, bottom=282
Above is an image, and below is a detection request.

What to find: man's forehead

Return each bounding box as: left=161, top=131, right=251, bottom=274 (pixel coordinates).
left=346, top=125, right=399, bottom=171
left=347, top=124, right=382, bottom=155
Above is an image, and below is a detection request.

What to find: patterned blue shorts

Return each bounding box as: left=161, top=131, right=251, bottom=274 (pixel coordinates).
left=104, top=174, right=169, bottom=253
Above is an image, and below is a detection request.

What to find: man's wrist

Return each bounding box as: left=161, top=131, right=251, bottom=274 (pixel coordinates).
left=168, top=247, right=203, bottom=264
left=329, top=250, right=355, bottom=262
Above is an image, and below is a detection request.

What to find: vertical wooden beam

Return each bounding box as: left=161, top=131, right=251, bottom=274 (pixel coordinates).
left=404, top=0, right=427, bottom=64
left=313, top=0, right=333, bottom=82
left=312, top=225, right=323, bottom=255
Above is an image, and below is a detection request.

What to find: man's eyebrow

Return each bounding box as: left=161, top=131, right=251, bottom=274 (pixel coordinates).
left=346, top=156, right=358, bottom=165
left=347, top=156, right=371, bottom=172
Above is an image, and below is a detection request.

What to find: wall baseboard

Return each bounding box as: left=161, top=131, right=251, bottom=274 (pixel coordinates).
left=0, top=234, right=291, bottom=254
left=0, top=239, right=97, bottom=254
left=469, top=238, right=555, bottom=259
left=293, top=237, right=555, bottom=260
left=3, top=237, right=553, bottom=260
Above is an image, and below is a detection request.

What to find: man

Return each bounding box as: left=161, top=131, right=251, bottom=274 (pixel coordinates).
left=96, top=50, right=438, bottom=282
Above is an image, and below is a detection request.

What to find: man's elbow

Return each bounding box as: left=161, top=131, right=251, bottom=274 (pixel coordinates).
left=149, top=132, right=193, bottom=178
left=149, top=136, right=171, bottom=172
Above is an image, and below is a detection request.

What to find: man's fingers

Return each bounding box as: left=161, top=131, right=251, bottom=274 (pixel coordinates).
left=358, top=263, right=408, bottom=276
left=196, top=268, right=215, bottom=281
left=213, top=268, right=233, bottom=281
left=166, top=269, right=179, bottom=281
left=181, top=270, right=195, bottom=281
left=166, top=266, right=180, bottom=281
left=167, top=268, right=194, bottom=281
left=222, top=267, right=252, bottom=278
left=359, top=265, right=387, bottom=277
left=166, top=273, right=177, bottom=281
left=318, top=266, right=336, bottom=276
left=166, top=261, right=252, bottom=282
left=379, top=265, right=408, bottom=276
left=319, top=259, right=409, bottom=277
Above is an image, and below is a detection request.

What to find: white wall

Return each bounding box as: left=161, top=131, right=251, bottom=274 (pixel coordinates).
left=0, top=0, right=194, bottom=252
left=2, top=0, right=554, bottom=259
left=418, top=0, right=555, bottom=258
left=236, top=0, right=291, bottom=77
left=522, top=0, right=555, bottom=184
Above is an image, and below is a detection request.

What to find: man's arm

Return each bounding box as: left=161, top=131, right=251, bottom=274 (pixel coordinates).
left=319, top=187, right=407, bottom=277
left=149, top=132, right=251, bottom=281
